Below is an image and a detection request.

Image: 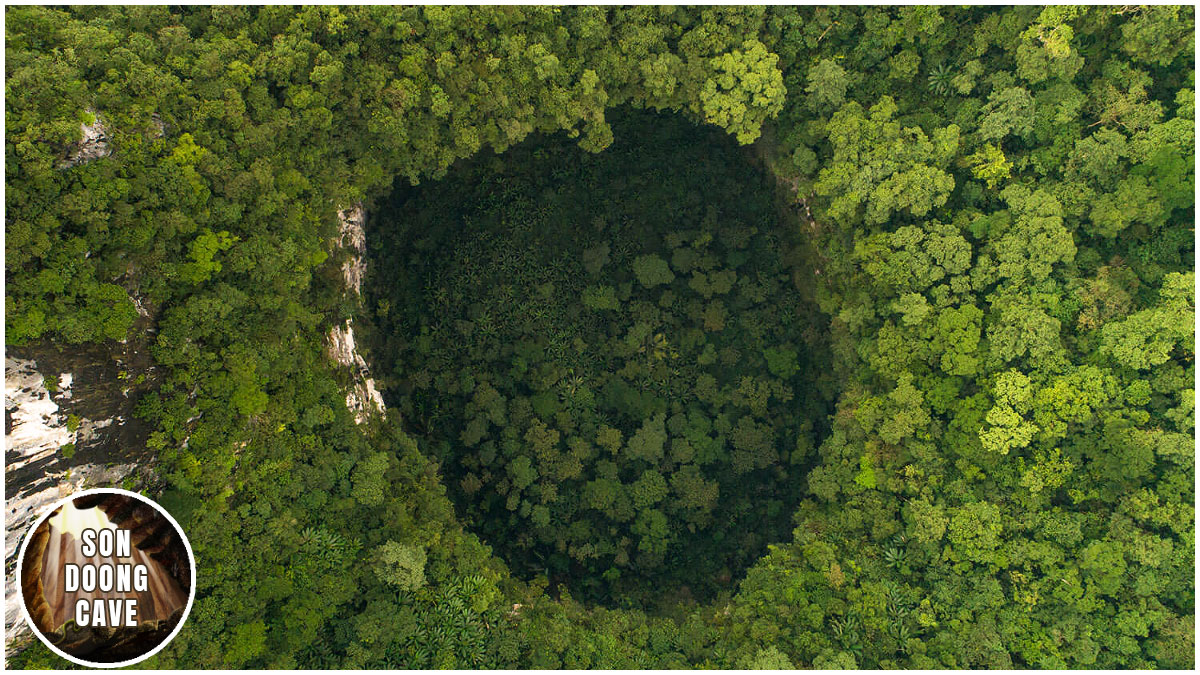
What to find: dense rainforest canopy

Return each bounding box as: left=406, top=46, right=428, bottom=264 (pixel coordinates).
left=6, top=5, right=1195, bottom=669
left=366, top=110, right=834, bottom=607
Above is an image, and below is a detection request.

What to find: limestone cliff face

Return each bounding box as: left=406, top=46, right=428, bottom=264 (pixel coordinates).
left=328, top=205, right=386, bottom=425
left=4, top=351, right=156, bottom=655
left=337, top=205, right=368, bottom=295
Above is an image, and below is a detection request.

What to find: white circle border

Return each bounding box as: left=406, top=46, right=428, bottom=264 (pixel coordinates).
left=14, top=487, right=197, bottom=668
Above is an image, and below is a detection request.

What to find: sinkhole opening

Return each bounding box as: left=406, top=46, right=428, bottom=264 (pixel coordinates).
left=364, top=109, right=834, bottom=609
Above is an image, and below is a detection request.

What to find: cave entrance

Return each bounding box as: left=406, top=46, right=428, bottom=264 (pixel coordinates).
left=364, top=108, right=832, bottom=609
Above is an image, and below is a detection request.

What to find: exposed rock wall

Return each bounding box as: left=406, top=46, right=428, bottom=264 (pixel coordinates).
left=4, top=353, right=153, bottom=655
left=328, top=205, right=386, bottom=424
left=337, top=205, right=368, bottom=295
left=57, top=110, right=111, bottom=169
left=328, top=321, right=387, bottom=425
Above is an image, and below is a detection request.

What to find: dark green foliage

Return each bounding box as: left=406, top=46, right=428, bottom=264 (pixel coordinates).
left=367, top=110, right=832, bottom=605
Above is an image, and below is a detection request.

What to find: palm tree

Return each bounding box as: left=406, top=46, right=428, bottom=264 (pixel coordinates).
left=927, top=62, right=954, bottom=96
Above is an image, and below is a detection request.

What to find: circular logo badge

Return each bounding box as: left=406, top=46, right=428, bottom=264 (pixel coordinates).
left=15, top=488, right=196, bottom=667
